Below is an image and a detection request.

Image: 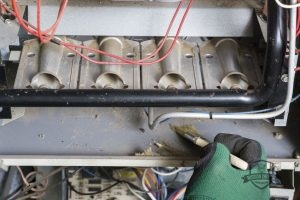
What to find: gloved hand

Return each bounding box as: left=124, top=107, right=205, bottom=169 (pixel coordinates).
left=184, top=134, right=270, bottom=200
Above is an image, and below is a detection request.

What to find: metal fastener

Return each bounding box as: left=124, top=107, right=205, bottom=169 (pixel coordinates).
left=293, top=150, right=300, bottom=159
left=281, top=74, right=289, bottom=82
left=273, top=132, right=283, bottom=140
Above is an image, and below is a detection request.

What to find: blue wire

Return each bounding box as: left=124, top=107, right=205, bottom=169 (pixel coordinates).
left=82, top=168, right=111, bottom=180
left=163, top=181, right=168, bottom=200
left=292, top=93, right=300, bottom=102
left=235, top=107, right=276, bottom=114
left=82, top=168, right=100, bottom=178
left=157, top=175, right=168, bottom=200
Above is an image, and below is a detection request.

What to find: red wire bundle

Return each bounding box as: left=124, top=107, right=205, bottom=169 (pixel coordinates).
left=61, top=0, right=194, bottom=65
left=1, top=0, right=194, bottom=65
left=10, top=0, right=68, bottom=43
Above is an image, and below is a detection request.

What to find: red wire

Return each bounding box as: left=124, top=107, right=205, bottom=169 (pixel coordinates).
left=297, top=8, right=300, bottom=35
left=62, top=0, right=194, bottom=65
left=297, top=0, right=300, bottom=35
left=37, top=0, right=42, bottom=41
left=4, top=0, right=194, bottom=65
left=39, top=0, right=68, bottom=43
left=1, top=1, right=34, bottom=28
left=0, top=2, right=6, bottom=13
left=11, top=0, right=37, bottom=35
left=61, top=0, right=186, bottom=65
left=10, top=0, right=68, bottom=42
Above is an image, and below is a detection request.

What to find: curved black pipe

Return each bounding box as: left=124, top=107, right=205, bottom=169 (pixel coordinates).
left=252, top=0, right=287, bottom=105
left=0, top=0, right=287, bottom=107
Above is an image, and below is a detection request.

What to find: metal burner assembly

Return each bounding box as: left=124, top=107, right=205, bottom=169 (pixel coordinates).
left=0, top=1, right=299, bottom=199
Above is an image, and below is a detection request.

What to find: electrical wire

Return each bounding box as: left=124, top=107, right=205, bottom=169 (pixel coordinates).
left=239, top=94, right=300, bottom=115
left=142, top=169, right=157, bottom=200
left=292, top=93, right=300, bottom=102
left=67, top=179, right=120, bottom=196
left=275, top=0, right=300, bottom=8
left=12, top=167, right=66, bottom=200
left=68, top=167, right=185, bottom=199
left=127, top=183, right=147, bottom=200
left=297, top=0, right=300, bottom=35
left=150, top=91, right=300, bottom=125
left=168, top=184, right=187, bottom=200
left=13, top=167, right=63, bottom=200
left=0, top=0, right=66, bottom=43
left=171, top=186, right=187, bottom=200
left=61, top=0, right=194, bottom=65
left=3, top=185, right=23, bottom=200
left=38, top=0, right=69, bottom=43
left=16, top=167, right=30, bottom=186
left=5, top=167, right=80, bottom=200
left=3, top=0, right=296, bottom=128
left=157, top=175, right=168, bottom=200
left=146, top=169, right=160, bottom=199
left=157, top=176, right=161, bottom=200
left=23, top=171, right=48, bottom=199
left=133, top=168, right=175, bottom=195
left=71, top=167, right=166, bottom=199
left=3, top=0, right=195, bottom=66
left=140, top=169, right=157, bottom=198
left=2, top=0, right=184, bottom=63
left=82, top=167, right=148, bottom=193
left=16, top=168, right=48, bottom=199
left=151, top=167, right=183, bottom=176
left=61, top=0, right=186, bottom=65
left=10, top=0, right=68, bottom=43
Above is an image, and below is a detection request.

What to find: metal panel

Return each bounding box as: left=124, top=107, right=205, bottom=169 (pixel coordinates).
left=27, top=0, right=256, bottom=37
left=0, top=18, right=19, bottom=49
left=0, top=107, right=295, bottom=161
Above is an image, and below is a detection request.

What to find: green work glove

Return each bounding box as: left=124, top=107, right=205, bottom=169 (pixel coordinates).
left=184, top=134, right=270, bottom=200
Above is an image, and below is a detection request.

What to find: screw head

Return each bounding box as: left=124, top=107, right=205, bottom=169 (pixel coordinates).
left=293, top=150, right=300, bottom=159
left=273, top=132, right=283, bottom=140
left=281, top=74, right=289, bottom=83
left=4, top=18, right=11, bottom=24
left=38, top=133, right=45, bottom=139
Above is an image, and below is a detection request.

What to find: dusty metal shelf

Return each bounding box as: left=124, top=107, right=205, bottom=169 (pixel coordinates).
left=0, top=107, right=295, bottom=167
